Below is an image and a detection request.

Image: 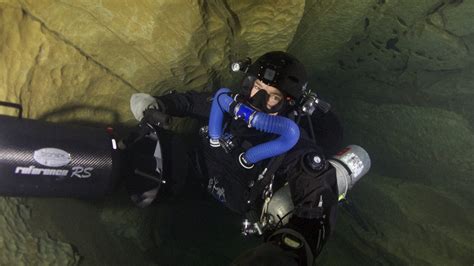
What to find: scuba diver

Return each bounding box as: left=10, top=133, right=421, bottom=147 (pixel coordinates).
left=127, top=51, right=370, bottom=266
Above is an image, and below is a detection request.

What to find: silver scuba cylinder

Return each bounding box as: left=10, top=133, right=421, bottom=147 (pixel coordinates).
left=329, top=145, right=371, bottom=201
left=263, top=145, right=371, bottom=227
left=265, top=183, right=293, bottom=225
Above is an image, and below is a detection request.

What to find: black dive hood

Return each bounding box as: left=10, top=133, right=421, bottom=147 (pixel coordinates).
left=244, top=51, right=308, bottom=100
left=232, top=51, right=309, bottom=115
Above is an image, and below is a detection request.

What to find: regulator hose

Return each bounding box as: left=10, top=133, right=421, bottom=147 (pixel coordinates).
left=208, top=88, right=300, bottom=165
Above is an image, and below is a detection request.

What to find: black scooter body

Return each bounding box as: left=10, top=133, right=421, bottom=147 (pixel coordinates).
left=0, top=115, right=119, bottom=198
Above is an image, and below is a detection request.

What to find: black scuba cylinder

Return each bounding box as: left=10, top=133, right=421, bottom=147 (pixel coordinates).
left=0, top=115, right=119, bottom=198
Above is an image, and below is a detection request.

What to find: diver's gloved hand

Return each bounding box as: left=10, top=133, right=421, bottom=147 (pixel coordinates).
left=130, top=93, right=160, bottom=121
left=142, top=108, right=171, bottom=128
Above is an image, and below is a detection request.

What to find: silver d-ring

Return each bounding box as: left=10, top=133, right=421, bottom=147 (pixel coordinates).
left=239, top=152, right=254, bottom=169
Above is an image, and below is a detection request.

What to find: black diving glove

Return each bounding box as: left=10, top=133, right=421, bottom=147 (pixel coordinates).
left=142, top=108, right=171, bottom=128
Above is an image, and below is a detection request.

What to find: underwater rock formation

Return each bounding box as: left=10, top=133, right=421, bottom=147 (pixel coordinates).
left=0, top=198, right=79, bottom=265
left=0, top=0, right=303, bottom=121
left=290, top=0, right=474, bottom=264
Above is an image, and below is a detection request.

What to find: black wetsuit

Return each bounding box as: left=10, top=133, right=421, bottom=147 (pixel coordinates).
left=154, top=90, right=344, bottom=265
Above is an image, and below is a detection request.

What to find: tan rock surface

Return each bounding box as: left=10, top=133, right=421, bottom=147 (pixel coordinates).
left=1, top=1, right=304, bottom=122
left=228, top=0, right=304, bottom=57
left=0, top=3, right=135, bottom=122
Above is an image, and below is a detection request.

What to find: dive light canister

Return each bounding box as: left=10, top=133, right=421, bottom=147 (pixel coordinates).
left=0, top=115, right=119, bottom=199
left=328, top=145, right=371, bottom=200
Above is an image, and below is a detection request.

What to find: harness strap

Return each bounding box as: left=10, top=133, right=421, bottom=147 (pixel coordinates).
left=245, top=153, right=286, bottom=222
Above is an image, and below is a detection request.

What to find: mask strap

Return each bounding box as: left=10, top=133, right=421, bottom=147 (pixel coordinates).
left=241, top=76, right=257, bottom=96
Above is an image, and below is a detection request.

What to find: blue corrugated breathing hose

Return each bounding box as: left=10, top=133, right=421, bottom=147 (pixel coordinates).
left=208, top=88, right=300, bottom=165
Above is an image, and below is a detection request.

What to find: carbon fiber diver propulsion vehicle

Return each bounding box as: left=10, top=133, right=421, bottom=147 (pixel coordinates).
left=0, top=101, right=168, bottom=203
left=0, top=101, right=120, bottom=198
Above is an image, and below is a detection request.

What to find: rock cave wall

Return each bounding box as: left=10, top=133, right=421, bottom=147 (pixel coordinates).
left=289, top=0, right=474, bottom=265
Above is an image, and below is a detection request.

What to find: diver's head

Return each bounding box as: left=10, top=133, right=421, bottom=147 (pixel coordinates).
left=247, top=79, right=284, bottom=114
left=239, top=51, right=308, bottom=115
